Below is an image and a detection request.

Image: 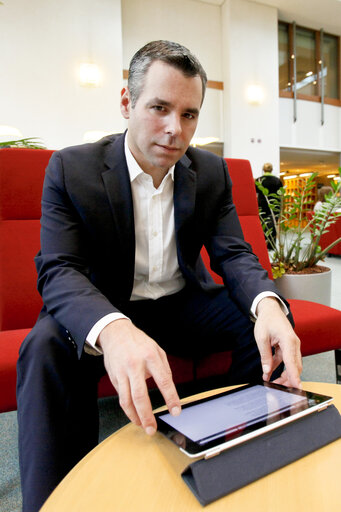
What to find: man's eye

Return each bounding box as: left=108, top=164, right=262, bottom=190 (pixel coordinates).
left=152, top=105, right=166, bottom=112
left=183, top=113, right=195, bottom=120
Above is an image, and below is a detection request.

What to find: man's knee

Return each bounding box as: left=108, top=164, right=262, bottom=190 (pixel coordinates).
left=17, top=314, right=78, bottom=390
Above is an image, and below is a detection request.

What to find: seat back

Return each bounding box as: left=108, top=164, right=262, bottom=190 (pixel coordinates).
left=225, top=158, right=272, bottom=277
left=0, top=148, right=54, bottom=330
left=201, top=158, right=272, bottom=281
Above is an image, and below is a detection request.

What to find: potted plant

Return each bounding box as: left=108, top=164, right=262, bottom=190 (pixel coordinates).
left=256, top=169, right=341, bottom=305
left=0, top=137, right=46, bottom=149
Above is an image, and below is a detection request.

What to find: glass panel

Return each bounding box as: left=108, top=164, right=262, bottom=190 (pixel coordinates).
left=295, top=27, right=317, bottom=96
left=278, top=23, right=291, bottom=91
left=322, top=34, right=339, bottom=99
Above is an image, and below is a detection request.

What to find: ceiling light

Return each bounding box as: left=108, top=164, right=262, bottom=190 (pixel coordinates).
left=327, top=174, right=336, bottom=178
left=283, top=175, right=297, bottom=180
left=300, top=173, right=312, bottom=177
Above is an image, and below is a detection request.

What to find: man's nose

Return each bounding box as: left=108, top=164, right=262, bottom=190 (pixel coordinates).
left=165, top=114, right=182, bottom=136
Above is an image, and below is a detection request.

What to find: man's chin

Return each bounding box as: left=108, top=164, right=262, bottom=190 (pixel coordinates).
left=151, top=148, right=185, bottom=169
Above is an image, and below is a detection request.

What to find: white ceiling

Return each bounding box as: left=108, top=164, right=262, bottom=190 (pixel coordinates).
left=195, top=0, right=341, bottom=36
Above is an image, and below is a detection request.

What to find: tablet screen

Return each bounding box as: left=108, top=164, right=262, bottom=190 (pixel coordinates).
left=155, top=382, right=333, bottom=458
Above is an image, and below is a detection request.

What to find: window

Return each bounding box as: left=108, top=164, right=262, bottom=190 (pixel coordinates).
left=278, top=22, right=340, bottom=105
left=323, top=33, right=339, bottom=99
left=278, top=23, right=290, bottom=92
left=296, top=27, right=317, bottom=96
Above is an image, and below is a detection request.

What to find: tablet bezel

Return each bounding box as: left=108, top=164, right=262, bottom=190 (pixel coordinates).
left=155, top=382, right=333, bottom=459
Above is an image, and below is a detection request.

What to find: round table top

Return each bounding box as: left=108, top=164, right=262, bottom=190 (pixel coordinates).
left=41, top=382, right=341, bottom=512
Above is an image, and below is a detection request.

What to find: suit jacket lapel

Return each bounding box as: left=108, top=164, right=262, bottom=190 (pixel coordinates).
left=174, top=153, right=197, bottom=235
left=174, top=154, right=197, bottom=273
left=101, top=134, right=135, bottom=294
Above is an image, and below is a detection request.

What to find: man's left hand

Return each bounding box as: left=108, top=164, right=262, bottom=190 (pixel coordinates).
left=254, top=297, right=302, bottom=388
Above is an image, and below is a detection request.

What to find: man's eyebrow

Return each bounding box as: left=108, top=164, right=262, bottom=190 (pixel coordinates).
left=147, top=97, right=200, bottom=115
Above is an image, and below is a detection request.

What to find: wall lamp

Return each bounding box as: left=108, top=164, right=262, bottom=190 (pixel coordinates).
left=246, top=84, right=265, bottom=105
left=79, top=63, right=102, bottom=87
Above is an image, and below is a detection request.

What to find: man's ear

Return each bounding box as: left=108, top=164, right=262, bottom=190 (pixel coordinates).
left=120, top=87, right=131, bottom=120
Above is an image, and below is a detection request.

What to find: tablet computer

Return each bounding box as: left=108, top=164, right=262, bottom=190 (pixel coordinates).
left=155, top=382, right=333, bottom=459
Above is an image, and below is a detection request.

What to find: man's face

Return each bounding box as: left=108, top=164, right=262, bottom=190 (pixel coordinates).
left=121, top=60, right=203, bottom=174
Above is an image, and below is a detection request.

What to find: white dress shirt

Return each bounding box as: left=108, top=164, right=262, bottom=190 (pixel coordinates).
left=86, top=135, right=287, bottom=353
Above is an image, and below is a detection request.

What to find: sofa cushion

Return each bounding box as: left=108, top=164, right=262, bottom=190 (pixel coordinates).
left=0, top=220, right=42, bottom=330
left=0, top=328, right=30, bottom=412
left=289, top=299, right=341, bottom=356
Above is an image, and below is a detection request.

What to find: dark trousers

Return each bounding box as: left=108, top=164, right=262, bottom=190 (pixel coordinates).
left=17, top=285, right=275, bottom=512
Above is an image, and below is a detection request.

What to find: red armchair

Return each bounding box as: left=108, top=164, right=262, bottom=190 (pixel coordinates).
left=1, top=150, right=340, bottom=413
left=0, top=149, right=229, bottom=411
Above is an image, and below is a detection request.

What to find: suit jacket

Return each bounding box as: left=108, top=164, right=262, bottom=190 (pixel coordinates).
left=35, top=133, right=281, bottom=357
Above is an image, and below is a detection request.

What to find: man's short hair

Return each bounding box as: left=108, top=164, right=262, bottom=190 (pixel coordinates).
left=128, top=40, right=207, bottom=107
left=262, top=163, right=273, bottom=173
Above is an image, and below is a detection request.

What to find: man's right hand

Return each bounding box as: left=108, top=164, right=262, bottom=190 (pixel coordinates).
left=97, top=319, right=181, bottom=435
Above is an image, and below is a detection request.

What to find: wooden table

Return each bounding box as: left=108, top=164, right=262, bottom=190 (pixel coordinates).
left=40, top=382, right=341, bottom=511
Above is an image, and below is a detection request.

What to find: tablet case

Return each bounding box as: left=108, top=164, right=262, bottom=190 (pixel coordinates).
left=181, top=404, right=341, bottom=506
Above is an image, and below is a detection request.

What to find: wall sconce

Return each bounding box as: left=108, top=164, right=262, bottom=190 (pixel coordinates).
left=0, top=125, right=23, bottom=142
left=79, top=63, right=102, bottom=87
left=246, top=84, right=265, bottom=105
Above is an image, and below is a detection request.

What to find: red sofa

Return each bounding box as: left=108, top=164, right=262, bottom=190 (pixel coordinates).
left=1, top=149, right=341, bottom=413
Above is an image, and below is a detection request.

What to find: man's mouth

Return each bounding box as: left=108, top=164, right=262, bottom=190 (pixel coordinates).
left=157, top=144, right=181, bottom=152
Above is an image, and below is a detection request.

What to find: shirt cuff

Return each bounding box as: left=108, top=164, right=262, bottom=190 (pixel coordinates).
left=84, top=312, right=129, bottom=355
left=250, top=292, right=289, bottom=320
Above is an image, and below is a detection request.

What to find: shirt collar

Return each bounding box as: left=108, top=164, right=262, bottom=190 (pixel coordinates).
left=124, top=133, right=175, bottom=183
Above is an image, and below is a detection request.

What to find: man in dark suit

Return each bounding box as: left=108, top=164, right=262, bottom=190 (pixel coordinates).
left=17, top=41, right=302, bottom=511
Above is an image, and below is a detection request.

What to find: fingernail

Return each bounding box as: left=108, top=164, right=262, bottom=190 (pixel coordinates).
left=146, top=426, right=156, bottom=436
left=262, top=364, right=271, bottom=374
left=171, top=406, right=181, bottom=417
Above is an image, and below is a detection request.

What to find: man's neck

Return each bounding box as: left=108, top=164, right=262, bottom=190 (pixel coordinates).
left=147, top=169, right=169, bottom=189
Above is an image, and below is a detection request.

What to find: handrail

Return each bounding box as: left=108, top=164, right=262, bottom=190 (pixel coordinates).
left=293, top=22, right=297, bottom=123
left=320, top=28, right=325, bottom=126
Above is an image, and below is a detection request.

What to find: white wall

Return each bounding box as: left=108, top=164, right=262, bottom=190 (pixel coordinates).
left=279, top=98, right=341, bottom=153
left=221, top=0, right=280, bottom=177
left=121, top=0, right=224, bottom=141
left=0, top=0, right=125, bottom=149
left=1, top=0, right=340, bottom=160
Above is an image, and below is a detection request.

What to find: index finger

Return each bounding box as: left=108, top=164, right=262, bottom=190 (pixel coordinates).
left=129, top=375, right=157, bottom=435
left=279, top=336, right=302, bottom=388
left=149, top=350, right=181, bottom=417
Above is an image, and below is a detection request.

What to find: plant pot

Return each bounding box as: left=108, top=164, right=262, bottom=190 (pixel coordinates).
left=274, top=268, right=332, bottom=306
